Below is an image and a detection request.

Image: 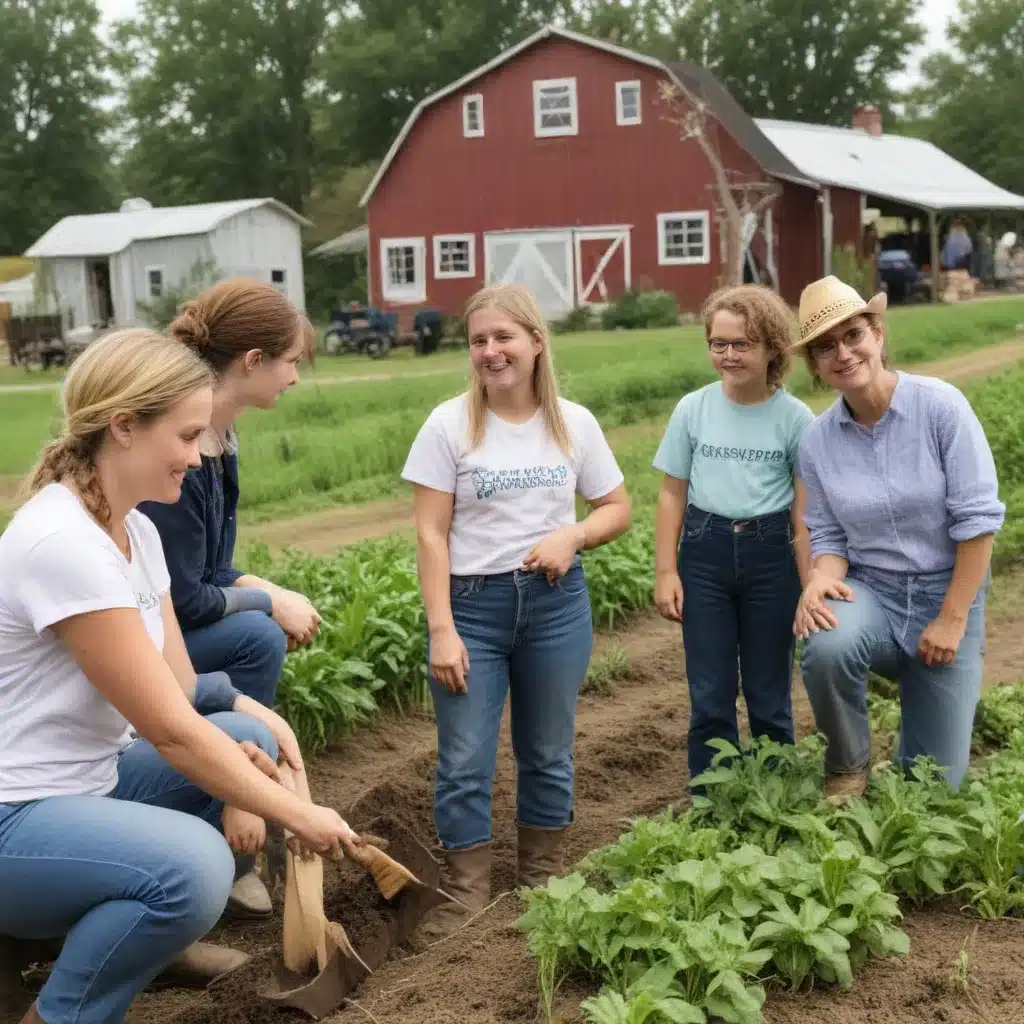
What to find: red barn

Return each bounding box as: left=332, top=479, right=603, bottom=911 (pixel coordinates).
left=353, top=25, right=1024, bottom=324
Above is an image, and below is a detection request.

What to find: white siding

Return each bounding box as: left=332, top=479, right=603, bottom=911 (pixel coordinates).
left=128, top=235, right=214, bottom=326
left=51, top=259, right=89, bottom=330
left=208, top=207, right=306, bottom=310
left=109, top=250, right=136, bottom=325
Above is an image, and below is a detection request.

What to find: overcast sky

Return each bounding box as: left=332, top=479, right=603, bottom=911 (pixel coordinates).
left=96, top=0, right=961, bottom=87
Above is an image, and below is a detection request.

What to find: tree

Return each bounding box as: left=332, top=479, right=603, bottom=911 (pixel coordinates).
left=562, top=0, right=925, bottom=126
left=0, top=0, right=113, bottom=254
left=914, top=0, right=1024, bottom=196
left=114, top=0, right=335, bottom=212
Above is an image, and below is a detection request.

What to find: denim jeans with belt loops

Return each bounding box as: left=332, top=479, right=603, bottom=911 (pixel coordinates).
left=679, top=504, right=802, bottom=783
left=801, top=563, right=987, bottom=789
left=0, top=711, right=278, bottom=1024
left=430, top=558, right=593, bottom=850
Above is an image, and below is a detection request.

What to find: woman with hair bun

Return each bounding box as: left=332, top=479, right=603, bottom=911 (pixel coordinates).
left=140, top=278, right=322, bottom=917
left=0, top=329, right=358, bottom=1024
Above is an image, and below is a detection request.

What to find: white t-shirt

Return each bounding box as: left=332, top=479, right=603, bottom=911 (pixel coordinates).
left=401, top=396, right=624, bottom=575
left=0, top=483, right=170, bottom=803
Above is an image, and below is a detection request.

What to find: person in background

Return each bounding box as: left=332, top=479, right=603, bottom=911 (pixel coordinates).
left=402, top=283, right=631, bottom=943
left=0, top=329, right=357, bottom=1024
left=792, top=275, right=1004, bottom=802
left=652, top=285, right=814, bottom=786
left=140, top=278, right=323, bottom=919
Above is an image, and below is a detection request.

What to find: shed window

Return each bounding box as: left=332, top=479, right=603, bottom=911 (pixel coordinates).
left=463, top=94, right=484, bottom=138
left=271, top=268, right=286, bottom=292
left=434, top=235, right=475, bottom=278
left=533, top=78, right=578, bottom=137
left=616, top=81, right=642, bottom=125
left=657, top=212, right=710, bottom=265
left=146, top=266, right=164, bottom=298
left=380, top=237, right=426, bottom=303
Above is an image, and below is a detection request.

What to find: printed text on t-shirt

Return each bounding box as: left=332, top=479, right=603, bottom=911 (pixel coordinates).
left=471, top=465, right=569, bottom=500
left=694, top=443, right=786, bottom=463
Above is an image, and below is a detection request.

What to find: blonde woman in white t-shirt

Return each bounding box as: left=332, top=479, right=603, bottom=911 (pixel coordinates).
left=402, top=284, right=631, bottom=942
left=0, top=330, right=362, bottom=1024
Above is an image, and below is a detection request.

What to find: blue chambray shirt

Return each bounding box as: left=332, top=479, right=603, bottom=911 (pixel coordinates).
left=797, top=372, right=1005, bottom=574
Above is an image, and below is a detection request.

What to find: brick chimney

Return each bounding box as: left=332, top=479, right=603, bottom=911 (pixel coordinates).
left=852, top=105, right=883, bottom=136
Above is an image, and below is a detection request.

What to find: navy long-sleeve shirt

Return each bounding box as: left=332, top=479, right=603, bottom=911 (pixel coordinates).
left=139, top=445, right=272, bottom=631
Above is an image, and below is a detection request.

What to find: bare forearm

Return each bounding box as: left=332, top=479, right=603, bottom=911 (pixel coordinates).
left=654, top=489, right=686, bottom=577
left=941, top=534, right=995, bottom=623
left=578, top=499, right=631, bottom=551
left=812, top=554, right=850, bottom=582
left=234, top=574, right=275, bottom=593
left=417, top=532, right=455, bottom=633
left=791, top=520, right=813, bottom=588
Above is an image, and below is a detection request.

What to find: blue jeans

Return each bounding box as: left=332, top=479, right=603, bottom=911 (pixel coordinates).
left=431, top=560, right=593, bottom=850
left=185, top=610, right=287, bottom=708
left=801, top=564, right=987, bottom=789
left=680, top=505, right=801, bottom=782
left=0, top=712, right=277, bottom=1024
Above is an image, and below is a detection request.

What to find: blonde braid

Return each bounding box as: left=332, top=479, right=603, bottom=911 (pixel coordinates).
left=21, top=431, right=110, bottom=524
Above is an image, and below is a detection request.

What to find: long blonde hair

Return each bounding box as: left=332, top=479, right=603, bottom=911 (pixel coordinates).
left=22, top=328, right=215, bottom=524
left=463, top=284, right=571, bottom=454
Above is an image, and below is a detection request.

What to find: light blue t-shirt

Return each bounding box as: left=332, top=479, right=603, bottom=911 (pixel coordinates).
left=653, top=382, right=815, bottom=519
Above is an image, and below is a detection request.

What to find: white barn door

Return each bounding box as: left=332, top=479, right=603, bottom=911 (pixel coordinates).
left=484, top=231, right=574, bottom=317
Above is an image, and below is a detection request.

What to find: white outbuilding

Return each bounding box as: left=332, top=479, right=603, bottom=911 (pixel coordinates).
left=24, top=197, right=312, bottom=331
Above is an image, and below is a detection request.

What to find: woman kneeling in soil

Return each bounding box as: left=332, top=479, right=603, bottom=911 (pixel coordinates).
left=652, top=285, right=815, bottom=785
left=139, top=280, right=323, bottom=916
left=792, top=275, right=1005, bottom=801
left=403, top=283, right=631, bottom=940
left=0, top=330, right=357, bottom=1024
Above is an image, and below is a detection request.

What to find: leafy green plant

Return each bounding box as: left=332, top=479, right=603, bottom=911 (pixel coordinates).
left=136, top=257, right=221, bottom=329
left=972, top=682, right=1024, bottom=748
left=601, top=290, right=680, bottom=330
left=583, top=646, right=631, bottom=695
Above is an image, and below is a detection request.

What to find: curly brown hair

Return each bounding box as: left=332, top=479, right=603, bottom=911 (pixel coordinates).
left=702, top=284, right=796, bottom=389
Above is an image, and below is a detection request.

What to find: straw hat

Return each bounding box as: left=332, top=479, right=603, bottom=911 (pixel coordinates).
left=794, top=275, right=888, bottom=349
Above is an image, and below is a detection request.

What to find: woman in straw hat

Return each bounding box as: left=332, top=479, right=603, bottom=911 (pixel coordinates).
left=791, top=275, right=1004, bottom=801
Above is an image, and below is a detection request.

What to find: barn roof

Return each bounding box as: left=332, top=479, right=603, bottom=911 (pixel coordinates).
left=756, top=119, right=1024, bottom=212
left=358, top=25, right=818, bottom=206
left=25, top=198, right=312, bottom=259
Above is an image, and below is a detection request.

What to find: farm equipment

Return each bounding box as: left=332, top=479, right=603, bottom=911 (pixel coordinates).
left=322, top=305, right=398, bottom=359
left=261, top=765, right=461, bottom=1019
left=5, top=314, right=67, bottom=369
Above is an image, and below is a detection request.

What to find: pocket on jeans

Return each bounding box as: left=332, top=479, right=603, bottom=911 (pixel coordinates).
left=450, top=577, right=481, bottom=599
left=555, top=565, right=588, bottom=597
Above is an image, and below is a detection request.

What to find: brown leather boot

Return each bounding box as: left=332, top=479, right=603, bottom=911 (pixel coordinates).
left=152, top=942, right=250, bottom=990
left=517, top=825, right=567, bottom=889
left=411, top=842, right=491, bottom=948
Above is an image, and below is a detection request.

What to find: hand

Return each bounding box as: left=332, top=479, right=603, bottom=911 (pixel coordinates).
left=222, top=806, right=267, bottom=855
left=289, top=803, right=358, bottom=859
left=918, top=613, right=967, bottom=666
left=238, top=739, right=281, bottom=782
left=793, top=571, right=855, bottom=639
left=429, top=625, right=470, bottom=694
left=269, top=587, right=322, bottom=647
left=234, top=696, right=305, bottom=773
left=522, top=525, right=584, bottom=584
left=654, top=570, right=683, bottom=622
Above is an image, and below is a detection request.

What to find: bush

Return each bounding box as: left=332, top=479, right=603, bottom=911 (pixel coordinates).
left=832, top=243, right=876, bottom=300
left=136, top=258, right=221, bottom=329
left=601, top=289, right=680, bottom=330
left=551, top=306, right=597, bottom=334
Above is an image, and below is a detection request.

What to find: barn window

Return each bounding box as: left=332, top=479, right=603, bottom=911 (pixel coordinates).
left=434, top=235, right=475, bottom=279
left=657, top=212, right=710, bottom=265
left=533, top=78, right=578, bottom=137
left=616, top=81, right=642, bottom=125
left=380, top=237, right=426, bottom=303
left=146, top=266, right=164, bottom=298
left=463, top=94, right=484, bottom=138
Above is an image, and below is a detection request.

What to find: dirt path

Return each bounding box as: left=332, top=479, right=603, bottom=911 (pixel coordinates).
left=99, top=571, right=1024, bottom=1024
left=241, top=338, right=1024, bottom=555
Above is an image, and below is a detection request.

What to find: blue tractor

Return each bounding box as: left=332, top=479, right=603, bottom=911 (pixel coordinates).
left=322, top=304, right=399, bottom=359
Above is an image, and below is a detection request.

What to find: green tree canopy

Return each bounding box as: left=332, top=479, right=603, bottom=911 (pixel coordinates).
left=0, top=0, right=113, bottom=254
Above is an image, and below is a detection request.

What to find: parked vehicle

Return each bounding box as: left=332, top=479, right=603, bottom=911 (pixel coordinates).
left=877, top=249, right=929, bottom=303
left=322, top=305, right=398, bottom=359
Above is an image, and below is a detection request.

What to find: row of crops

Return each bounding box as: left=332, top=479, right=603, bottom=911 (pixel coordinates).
left=243, top=364, right=1024, bottom=755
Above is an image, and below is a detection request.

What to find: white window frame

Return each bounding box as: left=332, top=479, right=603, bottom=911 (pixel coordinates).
left=144, top=264, right=165, bottom=299
left=657, top=211, right=710, bottom=266
left=463, top=94, right=484, bottom=138
left=270, top=268, right=286, bottom=293
left=616, top=80, right=642, bottom=125
left=533, top=77, right=578, bottom=138
left=433, top=234, right=476, bottom=279
left=380, top=237, right=426, bottom=303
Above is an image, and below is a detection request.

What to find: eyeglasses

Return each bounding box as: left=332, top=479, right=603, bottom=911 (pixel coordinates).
left=708, top=338, right=757, bottom=354
left=807, top=324, right=869, bottom=360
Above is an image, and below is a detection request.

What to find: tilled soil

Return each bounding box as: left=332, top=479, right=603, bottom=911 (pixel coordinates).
left=7, top=604, right=1024, bottom=1024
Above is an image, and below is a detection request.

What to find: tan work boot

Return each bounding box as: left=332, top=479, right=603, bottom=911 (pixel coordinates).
left=824, top=772, right=869, bottom=806
left=517, top=825, right=568, bottom=889
left=224, top=869, right=272, bottom=921
left=411, top=842, right=491, bottom=948
left=153, top=941, right=250, bottom=990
